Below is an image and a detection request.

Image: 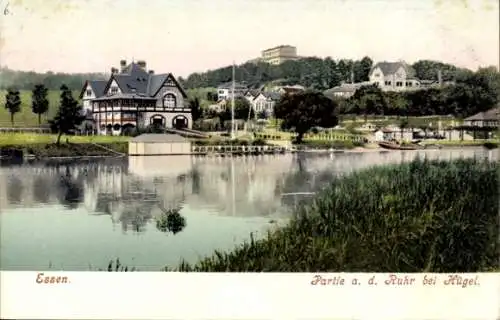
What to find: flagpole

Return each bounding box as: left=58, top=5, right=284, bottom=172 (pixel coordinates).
left=231, top=61, right=235, bottom=140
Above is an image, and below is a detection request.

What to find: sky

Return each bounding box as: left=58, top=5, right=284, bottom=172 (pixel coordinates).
left=0, top=0, right=498, bottom=77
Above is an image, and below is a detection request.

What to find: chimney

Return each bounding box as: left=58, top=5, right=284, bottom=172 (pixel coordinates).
left=111, top=67, right=118, bottom=74
left=120, top=60, right=127, bottom=72
left=137, top=60, right=146, bottom=70
left=437, top=70, right=443, bottom=87
left=148, top=70, right=154, bottom=74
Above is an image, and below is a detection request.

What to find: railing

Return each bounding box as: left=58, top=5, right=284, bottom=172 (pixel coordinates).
left=304, top=133, right=366, bottom=142
left=191, top=145, right=289, bottom=154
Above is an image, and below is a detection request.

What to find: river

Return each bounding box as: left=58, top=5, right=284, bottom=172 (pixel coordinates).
left=0, top=148, right=495, bottom=271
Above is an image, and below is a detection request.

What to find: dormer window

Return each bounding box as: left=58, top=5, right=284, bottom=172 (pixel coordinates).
left=111, top=87, right=118, bottom=94
left=163, top=93, right=177, bottom=108
left=86, top=89, right=92, bottom=97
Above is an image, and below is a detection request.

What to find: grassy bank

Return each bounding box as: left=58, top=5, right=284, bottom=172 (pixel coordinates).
left=167, top=158, right=498, bottom=272
left=0, top=142, right=128, bottom=158
left=0, top=133, right=129, bottom=145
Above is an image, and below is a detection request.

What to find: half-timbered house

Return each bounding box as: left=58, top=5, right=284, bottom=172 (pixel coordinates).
left=80, top=60, right=192, bottom=135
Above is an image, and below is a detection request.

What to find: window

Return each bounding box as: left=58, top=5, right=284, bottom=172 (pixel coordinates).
left=163, top=93, right=177, bottom=108
left=374, top=73, right=380, bottom=77
left=384, top=81, right=392, bottom=86
left=86, top=90, right=92, bottom=97
left=406, top=82, right=413, bottom=87
left=396, top=82, right=403, bottom=87
left=110, top=87, right=118, bottom=94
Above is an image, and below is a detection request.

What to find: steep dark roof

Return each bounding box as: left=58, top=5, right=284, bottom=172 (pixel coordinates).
left=92, top=93, right=156, bottom=101
left=370, top=61, right=416, bottom=78
left=89, top=80, right=107, bottom=97
left=79, top=79, right=107, bottom=98
left=96, top=62, right=188, bottom=99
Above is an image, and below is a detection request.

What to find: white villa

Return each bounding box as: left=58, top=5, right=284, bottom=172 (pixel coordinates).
left=80, top=60, right=192, bottom=135
left=251, top=91, right=281, bottom=116
left=324, top=61, right=447, bottom=98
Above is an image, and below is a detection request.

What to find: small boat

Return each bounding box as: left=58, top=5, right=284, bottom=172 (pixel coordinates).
left=378, top=141, right=420, bottom=150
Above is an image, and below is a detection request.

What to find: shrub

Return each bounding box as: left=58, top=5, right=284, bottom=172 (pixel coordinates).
left=170, top=158, right=499, bottom=272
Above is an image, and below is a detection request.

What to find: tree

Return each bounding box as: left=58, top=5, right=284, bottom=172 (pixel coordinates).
left=189, top=97, right=203, bottom=122
left=353, top=56, right=373, bottom=83
left=217, top=98, right=254, bottom=122
left=274, top=91, right=339, bottom=143
left=4, top=88, right=21, bottom=126
left=49, top=84, right=85, bottom=145
left=384, top=91, right=407, bottom=116
left=350, top=85, right=385, bottom=122
left=31, top=84, right=49, bottom=125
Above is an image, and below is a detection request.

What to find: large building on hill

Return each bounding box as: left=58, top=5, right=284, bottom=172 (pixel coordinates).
left=261, top=45, right=299, bottom=65
left=80, top=60, right=191, bottom=135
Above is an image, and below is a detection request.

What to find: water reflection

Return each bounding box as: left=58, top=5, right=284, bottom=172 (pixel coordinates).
left=0, top=149, right=496, bottom=271
left=0, top=149, right=496, bottom=232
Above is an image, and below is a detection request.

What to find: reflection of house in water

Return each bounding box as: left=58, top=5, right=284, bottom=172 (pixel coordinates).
left=83, top=156, right=194, bottom=231
left=128, top=156, right=193, bottom=209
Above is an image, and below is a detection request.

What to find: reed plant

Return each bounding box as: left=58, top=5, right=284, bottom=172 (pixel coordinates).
left=169, top=157, right=498, bottom=272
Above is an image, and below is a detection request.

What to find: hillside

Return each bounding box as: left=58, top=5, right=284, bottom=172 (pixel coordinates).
left=0, top=90, right=80, bottom=127
left=179, top=58, right=464, bottom=90
left=0, top=58, right=464, bottom=94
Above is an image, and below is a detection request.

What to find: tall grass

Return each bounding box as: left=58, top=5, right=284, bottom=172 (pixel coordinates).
left=169, top=157, right=498, bottom=272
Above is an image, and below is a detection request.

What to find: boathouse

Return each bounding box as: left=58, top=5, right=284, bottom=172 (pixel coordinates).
left=128, top=134, right=191, bottom=156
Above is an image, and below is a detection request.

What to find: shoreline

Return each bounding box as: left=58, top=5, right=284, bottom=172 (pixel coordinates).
left=0, top=141, right=495, bottom=162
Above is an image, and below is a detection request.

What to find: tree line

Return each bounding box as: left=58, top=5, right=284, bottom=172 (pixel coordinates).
left=0, top=67, right=106, bottom=91
left=179, top=58, right=464, bottom=91
left=338, top=67, right=500, bottom=119
left=2, top=58, right=463, bottom=92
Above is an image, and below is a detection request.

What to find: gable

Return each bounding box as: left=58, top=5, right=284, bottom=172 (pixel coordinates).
left=370, top=67, right=383, bottom=77
left=102, top=76, right=123, bottom=95
left=106, top=79, right=122, bottom=94
left=79, top=82, right=93, bottom=99
left=151, top=74, right=188, bottom=98
left=253, top=93, right=267, bottom=101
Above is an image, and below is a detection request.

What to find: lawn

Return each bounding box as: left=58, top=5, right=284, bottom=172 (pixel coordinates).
left=0, top=133, right=129, bottom=146
left=0, top=89, right=81, bottom=127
